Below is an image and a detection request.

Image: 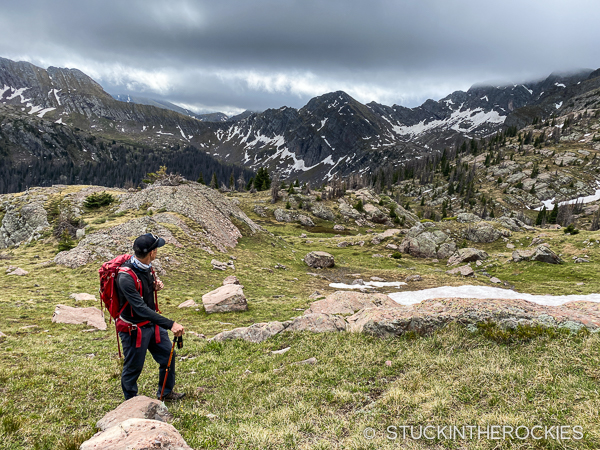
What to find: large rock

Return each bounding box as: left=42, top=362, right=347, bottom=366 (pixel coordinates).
left=0, top=201, right=49, bottom=249
left=311, top=204, right=335, bottom=221
left=210, top=321, right=289, bottom=343
left=530, top=245, right=562, bottom=264
left=512, top=249, right=534, bottom=262
left=274, top=208, right=315, bottom=227
left=446, top=265, right=474, bottom=276
left=96, top=396, right=173, bottom=432
left=496, top=216, right=523, bottom=232
left=456, top=213, right=482, bottom=223
left=202, top=284, right=248, bottom=314
left=298, top=214, right=315, bottom=227
left=462, top=224, right=505, bottom=243
left=80, top=418, right=191, bottom=450
left=399, top=224, right=456, bottom=259
left=305, top=291, right=399, bottom=315
left=51, top=305, right=106, bottom=330
left=223, top=275, right=241, bottom=285
left=447, top=248, right=489, bottom=266
left=304, top=251, right=335, bottom=268
left=286, top=313, right=347, bottom=333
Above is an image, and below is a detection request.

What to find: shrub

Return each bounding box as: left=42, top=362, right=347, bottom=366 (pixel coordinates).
left=391, top=252, right=402, bottom=259
left=83, top=192, right=115, bottom=209
left=57, top=230, right=76, bottom=253
left=354, top=199, right=364, bottom=212
left=564, top=224, right=579, bottom=235
left=420, top=219, right=433, bottom=223
left=285, top=201, right=291, bottom=210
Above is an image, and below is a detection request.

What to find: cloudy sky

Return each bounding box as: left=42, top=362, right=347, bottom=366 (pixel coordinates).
left=1, top=0, right=598, bottom=115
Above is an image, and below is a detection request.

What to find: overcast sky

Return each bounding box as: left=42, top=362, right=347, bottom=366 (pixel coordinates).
left=1, top=0, right=598, bottom=116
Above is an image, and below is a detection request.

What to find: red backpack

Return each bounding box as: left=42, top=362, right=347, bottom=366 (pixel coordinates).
left=99, top=254, right=161, bottom=357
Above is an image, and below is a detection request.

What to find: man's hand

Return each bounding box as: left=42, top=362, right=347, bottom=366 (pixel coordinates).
left=155, top=279, right=164, bottom=292
left=171, top=322, right=184, bottom=337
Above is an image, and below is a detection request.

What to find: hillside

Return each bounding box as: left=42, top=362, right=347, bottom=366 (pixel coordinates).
left=0, top=175, right=600, bottom=447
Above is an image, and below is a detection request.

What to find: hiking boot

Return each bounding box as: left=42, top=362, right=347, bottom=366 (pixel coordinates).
left=160, top=391, right=185, bottom=401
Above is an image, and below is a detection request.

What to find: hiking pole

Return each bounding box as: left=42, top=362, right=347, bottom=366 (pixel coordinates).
left=159, top=338, right=177, bottom=401
left=159, top=336, right=183, bottom=400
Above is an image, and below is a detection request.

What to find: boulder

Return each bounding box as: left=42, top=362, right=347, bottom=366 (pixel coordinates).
left=399, top=225, right=456, bottom=259
left=304, top=251, right=335, bottom=268
left=80, top=418, right=191, bottom=450
left=286, top=313, right=346, bottom=333
left=490, top=277, right=502, bottom=284
left=447, top=248, right=489, bottom=266
left=253, top=205, right=268, bottom=217
left=446, top=265, right=474, bottom=277
left=223, top=275, right=241, bottom=285
left=298, top=215, right=315, bottom=227
left=210, top=321, right=288, bottom=343
left=311, top=204, right=336, bottom=221
left=178, top=299, right=197, bottom=308
left=96, top=396, right=173, bottom=432
left=333, top=224, right=345, bottom=231
left=496, top=216, right=523, bottom=232
left=530, top=245, right=562, bottom=264
left=305, top=291, right=397, bottom=315
left=52, top=305, right=106, bottom=330
left=76, top=228, right=86, bottom=239
left=6, top=267, right=28, bottom=276
left=211, top=259, right=234, bottom=271
left=202, top=284, right=248, bottom=313
left=462, top=224, right=504, bottom=243
left=512, top=249, right=534, bottom=262
left=69, top=293, right=96, bottom=301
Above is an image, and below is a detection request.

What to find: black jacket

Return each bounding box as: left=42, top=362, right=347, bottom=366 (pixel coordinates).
left=116, top=261, right=174, bottom=330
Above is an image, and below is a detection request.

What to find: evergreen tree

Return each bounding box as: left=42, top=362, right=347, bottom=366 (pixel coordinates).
left=536, top=206, right=547, bottom=226
left=210, top=173, right=218, bottom=189
left=548, top=203, right=559, bottom=224
left=197, top=172, right=205, bottom=184
left=229, top=171, right=235, bottom=190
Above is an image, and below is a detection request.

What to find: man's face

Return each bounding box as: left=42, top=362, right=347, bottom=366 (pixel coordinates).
left=149, top=249, right=158, bottom=262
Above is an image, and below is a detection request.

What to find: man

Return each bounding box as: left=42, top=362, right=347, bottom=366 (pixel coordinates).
left=116, top=233, right=185, bottom=401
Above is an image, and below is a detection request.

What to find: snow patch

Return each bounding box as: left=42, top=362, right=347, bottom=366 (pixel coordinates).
left=388, top=285, right=600, bottom=307
left=555, top=101, right=563, bottom=109
left=535, top=181, right=600, bottom=211
left=555, top=83, right=566, bottom=88
left=330, top=281, right=407, bottom=290
left=318, top=118, right=328, bottom=131
left=37, top=107, right=55, bottom=118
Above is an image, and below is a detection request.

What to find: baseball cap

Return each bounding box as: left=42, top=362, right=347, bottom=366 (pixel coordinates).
left=133, top=233, right=165, bottom=253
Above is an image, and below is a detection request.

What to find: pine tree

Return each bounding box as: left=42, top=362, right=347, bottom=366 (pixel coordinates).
left=548, top=203, right=558, bottom=224
left=229, top=171, right=235, bottom=190
left=197, top=172, right=205, bottom=184
left=210, top=173, right=218, bottom=189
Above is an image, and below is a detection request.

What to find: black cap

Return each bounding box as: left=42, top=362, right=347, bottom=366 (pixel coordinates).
left=133, top=233, right=165, bottom=254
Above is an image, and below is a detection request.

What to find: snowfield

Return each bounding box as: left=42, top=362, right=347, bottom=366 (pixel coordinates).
left=388, top=285, right=600, bottom=307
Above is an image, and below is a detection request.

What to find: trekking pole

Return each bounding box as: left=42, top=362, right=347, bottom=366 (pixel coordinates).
left=159, top=336, right=183, bottom=401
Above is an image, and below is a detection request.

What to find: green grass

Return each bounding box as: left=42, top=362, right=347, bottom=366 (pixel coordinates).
left=1, top=189, right=600, bottom=448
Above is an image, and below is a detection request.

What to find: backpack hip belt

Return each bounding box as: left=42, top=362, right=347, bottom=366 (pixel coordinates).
left=116, top=315, right=161, bottom=348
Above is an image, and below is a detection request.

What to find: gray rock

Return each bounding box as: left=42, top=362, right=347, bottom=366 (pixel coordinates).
left=178, top=299, right=197, bottom=308
left=490, top=277, right=502, bottom=284
left=202, top=284, right=248, bottom=313
left=399, top=225, right=456, bottom=259
left=512, top=249, right=534, bottom=262
left=311, top=204, right=336, bottom=221
left=405, top=274, right=422, bottom=282
left=447, top=248, right=489, bottom=266
left=304, top=251, right=335, bottom=268
left=292, top=357, right=317, bottom=365
left=352, top=279, right=365, bottom=285
left=462, top=224, right=505, bottom=243
left=446, top=265, right=474, bottom=276
left=96, top=396, right=173, bottom=432
left=0, top=201, right=49, bottom=249
left=530, top=245, right=562, bottom=264
left=76, top=228, right=86, bottom=239
left=253, top=205, right=268, bottom=217
left=456, top=213, right=482, bottom=223
left=286, top=313, right=346, bottom=333
left=210, top=321, right=288, bottom=343
left=333, top=224, right=345, bottom=231
left=298, top=215, right=315, bottom=227
left=81, top=418, right=191, bottom=450
left=6, top=267, right=28, bottom=276
left=496, top=216, right=522, bottom=232
left=223, top=275, right=241, bottom=285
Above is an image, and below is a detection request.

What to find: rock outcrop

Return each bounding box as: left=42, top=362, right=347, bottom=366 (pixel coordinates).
left=0, top=201, right=49, bottom=249
left=512, top=245, right=562, bottom=264
left=462, top=224, right=507, bottom=243
left=399, top=224, right=456, bottom=259
left=305, top=291, right=399, bottom=315
left=274, top=208, right=315, bottom=226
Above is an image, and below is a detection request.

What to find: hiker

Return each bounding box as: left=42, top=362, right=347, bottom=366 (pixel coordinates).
left=115, top=233, right=185, bottom=401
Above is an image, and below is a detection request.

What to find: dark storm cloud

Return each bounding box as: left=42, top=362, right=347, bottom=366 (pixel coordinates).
left=1, top=0, right=599, bottom=114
